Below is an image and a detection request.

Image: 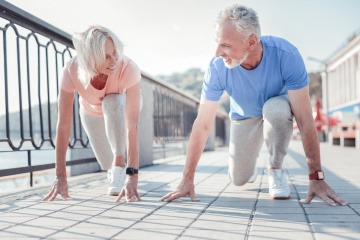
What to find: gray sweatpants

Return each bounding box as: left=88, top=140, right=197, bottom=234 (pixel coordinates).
left=80, top=94, right=126, bottom=170
left=229, top=95, right=293, bottom=186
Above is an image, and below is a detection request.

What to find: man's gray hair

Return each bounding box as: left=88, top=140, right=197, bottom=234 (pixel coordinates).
left=216, top=4, right=261, bottom=41
left=72, top=25, right=124, bottom=87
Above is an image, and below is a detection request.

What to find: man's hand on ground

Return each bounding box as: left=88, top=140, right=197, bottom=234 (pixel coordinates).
left=301, top=180, right=347, bottom=206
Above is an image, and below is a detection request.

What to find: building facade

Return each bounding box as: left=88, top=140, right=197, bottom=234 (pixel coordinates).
left=323, top=34, right=360, bottom=123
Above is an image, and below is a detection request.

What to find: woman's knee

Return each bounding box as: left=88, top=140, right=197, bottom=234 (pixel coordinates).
left=102, top=94, right=125, bottom=113
left=97, top=159, right=112, bottom=171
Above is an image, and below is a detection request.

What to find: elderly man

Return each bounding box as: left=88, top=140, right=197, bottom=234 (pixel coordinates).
left=161, top=4, right=346, bottom=206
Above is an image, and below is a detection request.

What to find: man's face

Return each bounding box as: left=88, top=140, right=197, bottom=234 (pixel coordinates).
left=215, top=20, right=250, bottom=69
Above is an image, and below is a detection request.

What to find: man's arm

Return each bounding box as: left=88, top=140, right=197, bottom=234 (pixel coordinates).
left=288, top=86, right=346, bottom=206
left=161, top=99, right=219, bottom=202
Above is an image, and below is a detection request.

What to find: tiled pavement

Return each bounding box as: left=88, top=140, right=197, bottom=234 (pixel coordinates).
left=0, top=140, right=359, bottom=239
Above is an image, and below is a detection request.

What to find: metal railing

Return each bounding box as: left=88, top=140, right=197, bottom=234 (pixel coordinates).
left=152, top=80, right=199, bottom=142
left=0, top=1, right=228, bottom=189
left=0, top=1, right=94, bottom=187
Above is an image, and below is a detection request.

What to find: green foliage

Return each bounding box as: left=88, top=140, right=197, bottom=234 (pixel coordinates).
left=156, top=68, right=230, bottom=112
left=157, top=68, right=204, bottom=99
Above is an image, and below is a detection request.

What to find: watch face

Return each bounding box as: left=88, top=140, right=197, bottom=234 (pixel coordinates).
left=318, top=171, right=324, bottom=179
left=126, top=168, right=134, bottom=175
left=126, top=167, right=138, bottom=175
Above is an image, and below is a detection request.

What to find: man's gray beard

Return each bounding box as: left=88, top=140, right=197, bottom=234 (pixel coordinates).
left=224, top=51, right=249, bottom=69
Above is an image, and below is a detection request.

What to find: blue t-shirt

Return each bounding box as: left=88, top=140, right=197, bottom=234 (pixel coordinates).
left=201, top=36, right=309, bottom=120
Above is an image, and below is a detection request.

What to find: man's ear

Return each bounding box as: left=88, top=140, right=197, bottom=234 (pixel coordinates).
left=248, top=34, right=258, bottom=50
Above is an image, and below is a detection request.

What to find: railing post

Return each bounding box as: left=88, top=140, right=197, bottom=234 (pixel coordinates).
left=27, top=150, right=33, bottom=187
left=138, top=79, right=154, bottom=166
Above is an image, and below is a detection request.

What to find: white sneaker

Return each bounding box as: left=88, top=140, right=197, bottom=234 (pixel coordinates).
left=268, top=169, right=290, bottom=199
left=107, top=169, right=111, bottom=181
left=248, top=167, right=257, bottom=183
left=108, top=166, right=126, bottom=196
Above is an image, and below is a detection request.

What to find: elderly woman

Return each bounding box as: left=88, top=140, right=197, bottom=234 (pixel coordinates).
left=43, top=25, right=141, bottom=202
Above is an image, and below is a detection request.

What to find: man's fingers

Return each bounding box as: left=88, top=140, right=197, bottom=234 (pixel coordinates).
left=328, top=193, right=347, bottom=206
left=300, top=194, right=314, bottom=204
left=301, top=191, right=347, bottom=206
left=318, top=194, right=336, bottom=206
left=328, top=190, right=347, bottom=205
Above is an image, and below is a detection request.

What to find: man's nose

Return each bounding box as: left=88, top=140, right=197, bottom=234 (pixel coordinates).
left=215, top=46, right=223, bottom=57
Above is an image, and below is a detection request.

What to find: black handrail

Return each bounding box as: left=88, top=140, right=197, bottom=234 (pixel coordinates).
left=0, top=0, right=73, bottom=47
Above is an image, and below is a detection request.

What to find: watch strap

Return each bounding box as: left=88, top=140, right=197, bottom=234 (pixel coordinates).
left=309, top=170, right=324, bottom=180
left=126, top=167, right=138, bottom=175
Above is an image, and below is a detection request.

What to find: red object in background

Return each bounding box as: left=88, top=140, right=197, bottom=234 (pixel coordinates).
left=293, top=98, right=341, bottom=132
left=314, top=99, right=323, bottom=132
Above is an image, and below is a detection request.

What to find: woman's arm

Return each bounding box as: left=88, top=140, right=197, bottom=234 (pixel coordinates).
left=124, top=82, right=141, bottom=170
left=116, top=82, right=141, bottom=202
left=42, top=89, right=74, bottom=201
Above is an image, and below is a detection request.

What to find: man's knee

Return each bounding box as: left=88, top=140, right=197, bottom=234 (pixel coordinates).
left=263, top=96, right=292, bottom=122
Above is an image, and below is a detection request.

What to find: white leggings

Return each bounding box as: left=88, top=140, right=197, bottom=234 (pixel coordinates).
left=80, top=94, right=126, bottom=170
left=229, top=95, right=294, bottom=186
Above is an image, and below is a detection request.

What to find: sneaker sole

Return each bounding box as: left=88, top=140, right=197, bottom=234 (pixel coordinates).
left=108, top=191, right=120, bottom=196
left=108, top=192, right=120, bottom=196
left=270, top=195, right=290, bottom=200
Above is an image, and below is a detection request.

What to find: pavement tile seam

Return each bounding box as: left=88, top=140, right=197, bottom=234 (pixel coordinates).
left=348, top=204, right=360, bottom=217
left=0, top=193, right=106, bottom=235
left=286, top=169, right=319, bottom=240
left=286, top=147, right=360, bottom=218
left=1, top=142, right=359, bottom=239
left=175, top=181, right=232, bottom=240
left=43, top=177, right=181, bottom=239
left=0, top=152, right=222, bottom=239
left=0, top=173, right=108, bottom=205
left=244, top=169, right=265, bottom=239
left=110, top=164, right=229, bottom=239
left=2, top=172, right=178, bottom=238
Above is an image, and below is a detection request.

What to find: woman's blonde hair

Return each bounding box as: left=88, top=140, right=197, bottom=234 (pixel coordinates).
left=72, top=25, right=124, bottom=87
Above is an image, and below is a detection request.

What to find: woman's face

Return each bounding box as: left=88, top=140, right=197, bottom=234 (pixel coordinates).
left=97, top=38, right=119, bottom=75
